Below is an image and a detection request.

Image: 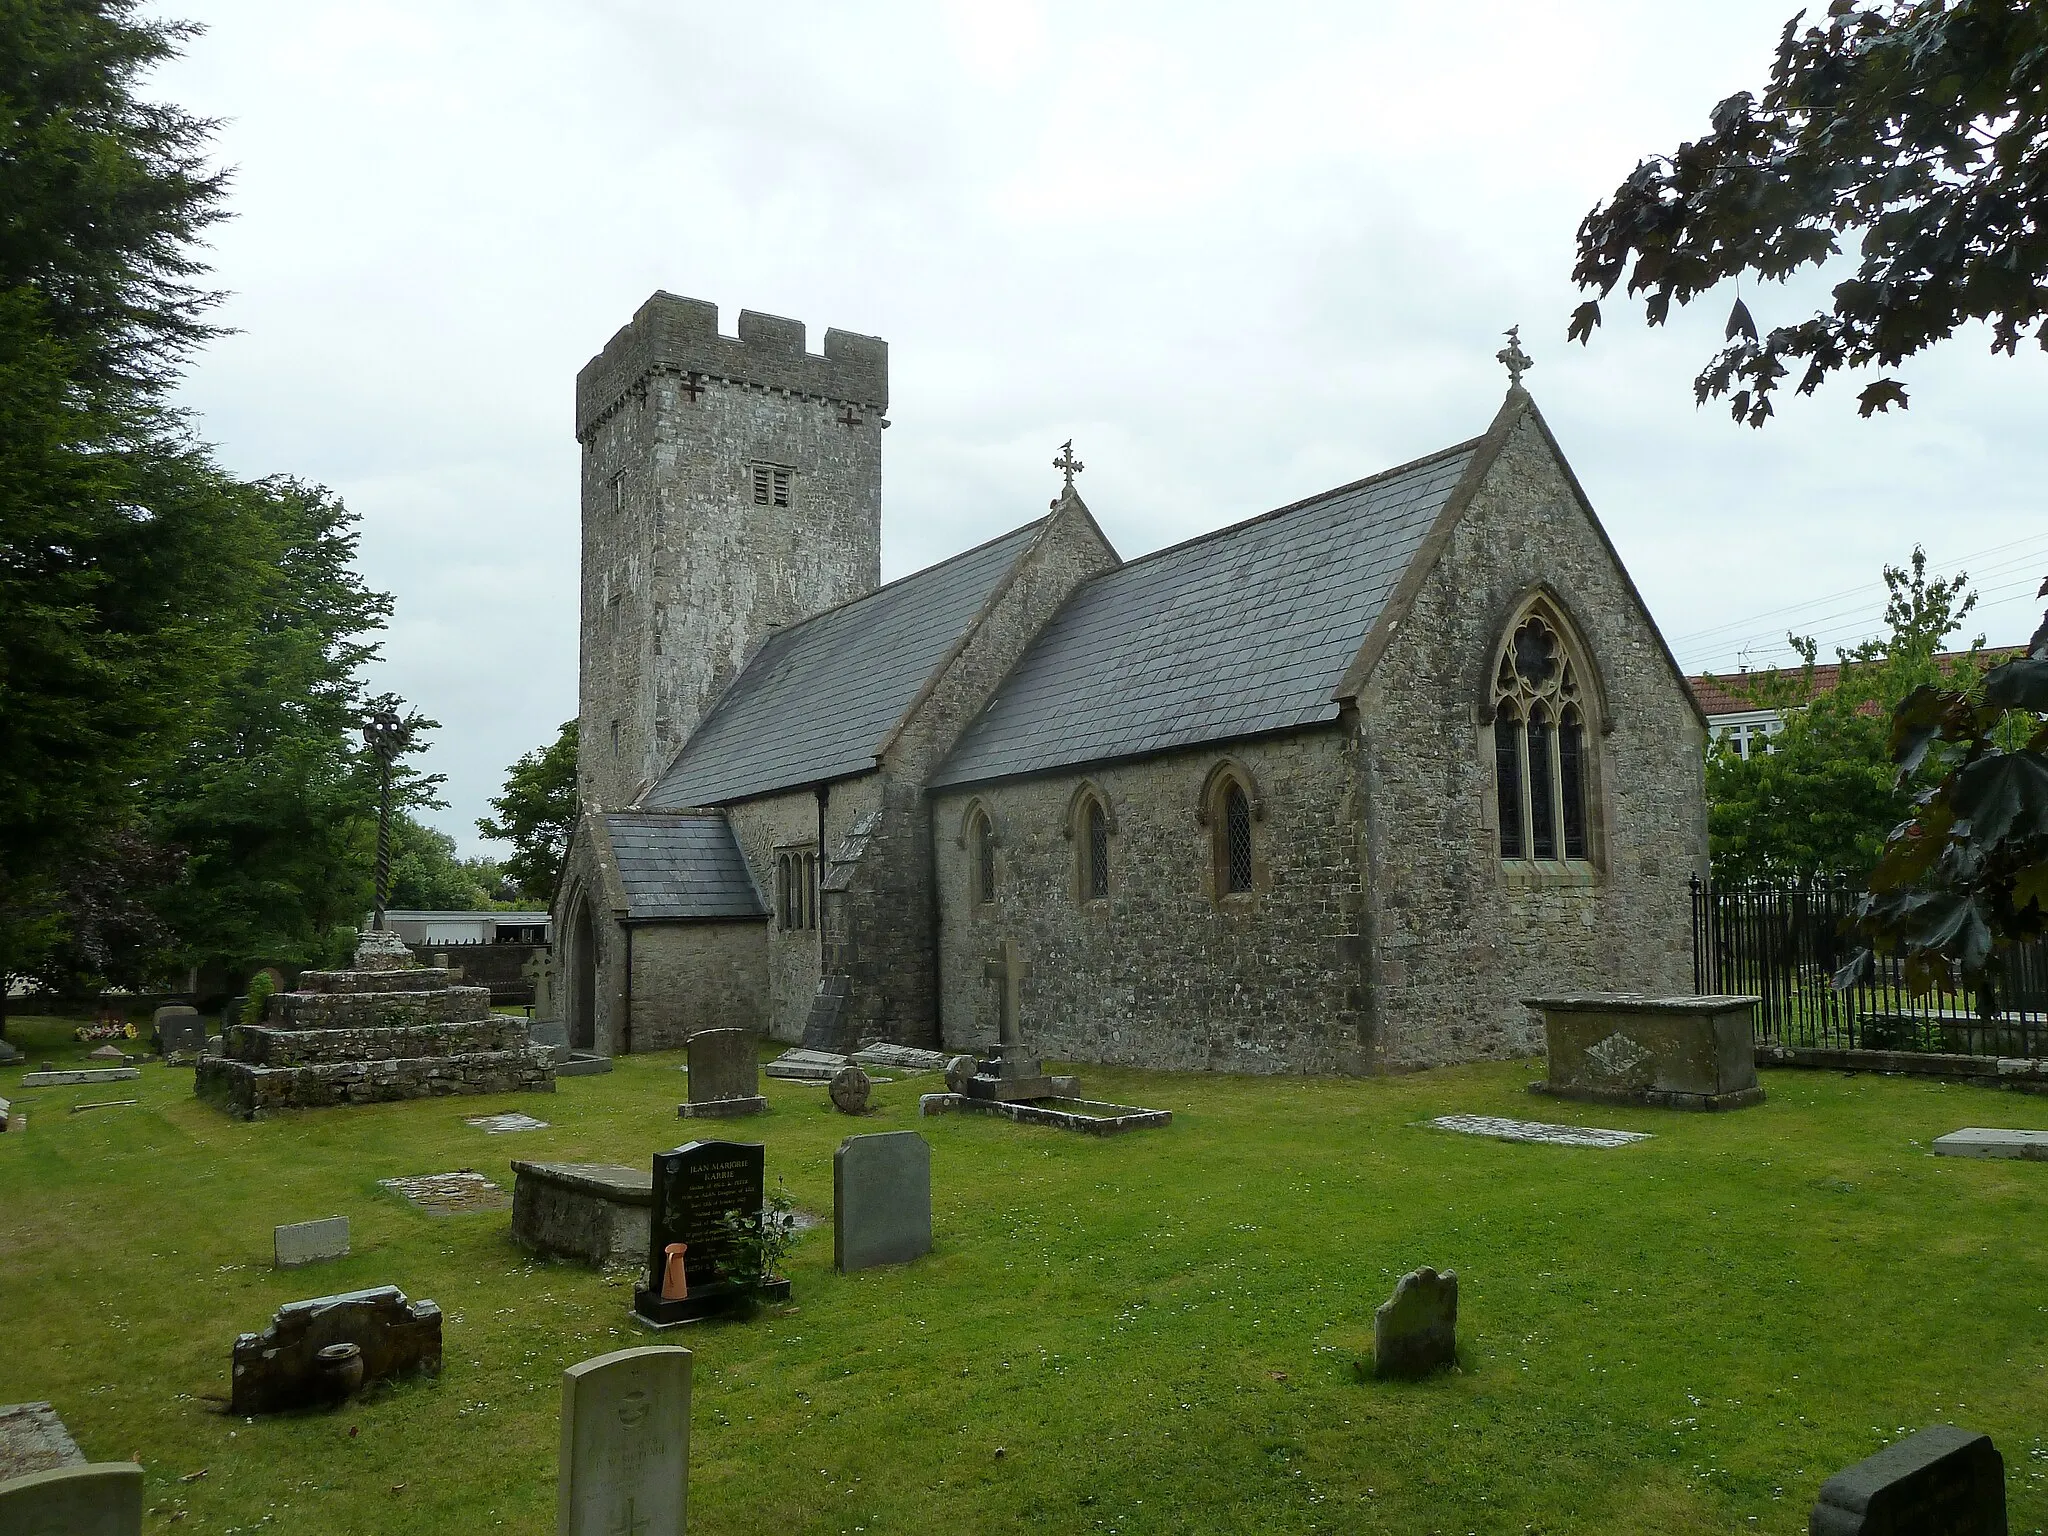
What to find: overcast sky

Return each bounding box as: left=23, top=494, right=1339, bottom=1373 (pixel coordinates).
left=153, top=1, right=2048, bottom=859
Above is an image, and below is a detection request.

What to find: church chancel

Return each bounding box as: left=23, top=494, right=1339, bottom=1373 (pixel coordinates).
left=554, top=295, right=1709, bottom=1077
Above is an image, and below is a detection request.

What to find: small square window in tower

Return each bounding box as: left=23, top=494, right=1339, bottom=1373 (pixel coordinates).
left=751, top=464, right=794, bottom=508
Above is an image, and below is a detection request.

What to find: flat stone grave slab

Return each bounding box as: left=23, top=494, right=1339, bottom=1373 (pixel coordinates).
left=1933, top=1127, right=2048, bottom=1161
left=0, top=1402, right=86, bottom=1481
left=850, top=1043, right=947, bottom=1074
left=275, top=1216, right=350, bottom=1269
left=466, top=1111, right=551, bottom=1134
left=835, top=1131, right=932, bottom=1273
left=918, top=1093, right=1170, bottom=1135
left=1425, top=1114, right=1650, bottom=1149
left=379, top=1171, right=511, bottom=1215
left=1810, top=1422, right=2004, bottom=1533
left=20, top=1068, right=140, bottom=1087
left=765, top=1048, right=847, bottom=1082
left=559, top=1346, right=691, bottom=1536
left=0, top=1462, right=143, bottom=1534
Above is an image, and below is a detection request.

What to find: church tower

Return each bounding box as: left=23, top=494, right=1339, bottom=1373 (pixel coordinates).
left=573, top=294, right=887, bottom=809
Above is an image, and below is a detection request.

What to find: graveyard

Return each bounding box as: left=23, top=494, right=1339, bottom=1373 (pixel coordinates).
left=4, top=1012, right=2048, bottom=1533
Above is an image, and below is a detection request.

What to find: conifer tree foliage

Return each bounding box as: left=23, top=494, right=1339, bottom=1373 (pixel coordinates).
left=477, top=722, right=579, bottom=904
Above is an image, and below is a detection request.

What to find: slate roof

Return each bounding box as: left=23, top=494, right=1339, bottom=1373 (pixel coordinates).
left=932, top=442, right=1480, bottom=788
left=603, top=813, right=765, bottom=920
left=643, top=522, right=1044, bottom=808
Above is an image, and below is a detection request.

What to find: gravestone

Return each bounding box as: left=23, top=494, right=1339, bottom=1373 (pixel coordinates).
left=556, top=1345, right=691, bottom=1536
left=21, top=1068, right=138, bottom=1088
left=1810, top=1423, right=2005, bottom=1534
left=274, top=1216, right=350, bottom=1269
left=524, top=947, right=557, bottom=1021
left=0, top=1403, right=86, bottom=1481
left=229, top=1285, right=442, bottom=1414
left=513, top=1162, right=652, bottom=1268
left=0, top=1036, right=22, bottom=1066
left=379, top=1171, right=511, bottom=1215
left=678, top=1029, right=767, bottom=1118
left=1427, top=1114, right=1651, bottom=1149
left=153, top=1006, right=204, bottom=1059
left=1371, top=1266, right=1457, bottom=1380
left=829, top=1065, right=871, bottom=1114
left=834, top=1131, right=932, bottom=1273
left=633, top=1141, right=789, bottom=1326
left=0, top=1098, right=11, bottom=1133
left=0, top=1462, right=144, bottom=1535
left=87, top=1045, right=127, bottom=1063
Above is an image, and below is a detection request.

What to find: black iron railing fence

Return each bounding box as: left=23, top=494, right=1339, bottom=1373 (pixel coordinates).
left=1690, top=875, right=2048, bottom=1056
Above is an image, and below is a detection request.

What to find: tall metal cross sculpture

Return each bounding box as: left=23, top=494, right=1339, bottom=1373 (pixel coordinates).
left=361, top=702, right=427, bottom=933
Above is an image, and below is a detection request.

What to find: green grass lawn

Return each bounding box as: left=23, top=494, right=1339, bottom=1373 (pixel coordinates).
left=4, top=1015, right=2047, bottom=1535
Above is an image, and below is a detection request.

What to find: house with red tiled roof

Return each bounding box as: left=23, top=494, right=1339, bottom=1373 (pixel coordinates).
left=1686, top=648, right=2023, bottom=758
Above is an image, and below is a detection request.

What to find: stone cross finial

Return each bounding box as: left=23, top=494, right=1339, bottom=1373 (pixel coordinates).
left=1053, top=439, right=1084, bottom=495
left=1496, top=325, right=1533, bottom=388
left=982, top=939, right=1031, bottom=1046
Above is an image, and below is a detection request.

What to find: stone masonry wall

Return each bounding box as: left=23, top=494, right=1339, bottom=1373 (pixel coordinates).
left=576, top=295, right=885, bottom=811
left=1355, top=407, right=1708, bottom=1071
left=724, top=786, right=832, bottom=1041
left=827, top=504, right=1121, bottom=1052
left=931, top=730, right=1369, bottom=1073
left=626, top=920, right=766, bottom=1050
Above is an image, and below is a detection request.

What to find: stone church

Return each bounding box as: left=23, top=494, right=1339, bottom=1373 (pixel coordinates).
left=553, top=292, right=1709, bottom=1074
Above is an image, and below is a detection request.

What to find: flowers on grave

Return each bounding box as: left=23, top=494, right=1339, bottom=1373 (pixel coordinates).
left=714, top=1180, right=799, bottom=1297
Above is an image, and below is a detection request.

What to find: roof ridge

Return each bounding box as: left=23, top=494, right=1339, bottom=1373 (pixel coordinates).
left=1092, top=435, right=1483, bottom=580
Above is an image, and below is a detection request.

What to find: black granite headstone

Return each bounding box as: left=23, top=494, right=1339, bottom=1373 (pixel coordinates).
left=1810, top=1424, right=2005, bottom=1535
left=631, top=1140, right=789, bottom=1326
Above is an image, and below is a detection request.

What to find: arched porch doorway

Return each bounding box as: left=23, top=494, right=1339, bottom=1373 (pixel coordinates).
left=567, top=896, right=598, bottom=1052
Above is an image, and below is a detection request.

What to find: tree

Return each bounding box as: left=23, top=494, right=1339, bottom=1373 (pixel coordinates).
left=1573, top=0, right=2048, bottom=997
left=477, top=721, right=578, bottom=904
left=0, top=1, right=269, bottom=997
left=1571, top=0, right=2048, bottom=426
left=1706, top=550, right=1986, bottom=881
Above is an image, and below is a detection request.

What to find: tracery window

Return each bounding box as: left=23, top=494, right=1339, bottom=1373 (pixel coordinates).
left=969, top=809, right=996, bottom=906
left=1492, top=607, right=1592, bottom=865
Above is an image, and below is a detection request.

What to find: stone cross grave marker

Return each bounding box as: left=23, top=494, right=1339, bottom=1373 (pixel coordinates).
left=983, top=940, right=1030, bottom=1046
left=1810, top=1423, right=2005, bottom=1534
left=1371, top=1266, right=1458, bottom=1380
left=679, top=1029, right=767, bottom=1118
left=524, top=947, right=558, bottom=1020
left=633, top=1141, right=787, bottom=1325
left=274, top=1216, right=349, bottom=1269
left=0, top=1463, right=144, bottom=1535
left=834, top=1131, right=932, bottom=1273
left=556, top=1345, right=691, bottom=1536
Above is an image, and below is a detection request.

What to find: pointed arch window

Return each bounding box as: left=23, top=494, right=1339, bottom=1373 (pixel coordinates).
left=969, top=808, right=997, bottom=906
left=1492, top=606, right=1596, bottom=868
left=1220, top=781, right=1255, bottom=895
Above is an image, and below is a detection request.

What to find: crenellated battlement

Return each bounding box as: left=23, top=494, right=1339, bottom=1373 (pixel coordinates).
left=575, top=291, right=888, bottom=441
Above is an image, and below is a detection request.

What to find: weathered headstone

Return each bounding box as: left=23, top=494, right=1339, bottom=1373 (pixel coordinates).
left=0, top=1098, right=12, bottom=1133
left=153, top=1005, right=203, bottom=1059
left=274, top=1216, right=350, bottom=1269
left=87, top=1045, right=127, bottom=1063
left=633, top=1141, right=788, bottom=1325
left=557, top=1345, right=691, bottom=1536
left=1933, top=1128, right=2048, bottom=1161
left=0, top=1403, right=86, bottom=1482
left=230, top=1284, right=441, bottom=1414
left=829, top=1065, right=871, bottom=1114
left=834, top=1131, right=932, bottom=1273
left=678, top=1029, right=767, bottom=1118
left=0, top=1036, right=23, bottom=1066
left=1371, top=1266, right=1457, bottom=1380
left=1810, top=1423, right=2005, bottom=1534
left=512, top=1162, right=652, bottom=1269
left=0, top=1462, right=144, bottom=1535
left=524, top=947, right=557, bottom=1020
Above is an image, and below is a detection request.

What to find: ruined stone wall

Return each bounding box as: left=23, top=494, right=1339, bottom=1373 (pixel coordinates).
left=1356, top=409, right=1709, bottom=1071
left=626, top=920, right=766, bottom=1050
left=724, top=788, right=828, bottom=1041
left=931, top=730, right=1370, bottom=1073
left=575, top=294, right=886, bottom=811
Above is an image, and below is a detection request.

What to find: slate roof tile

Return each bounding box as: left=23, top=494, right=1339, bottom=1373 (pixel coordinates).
left=644, top=521, right=1044, bottom=808
left=931, top=442, right=1478, bottom=788
left=604, top=813, right=764, bottom=920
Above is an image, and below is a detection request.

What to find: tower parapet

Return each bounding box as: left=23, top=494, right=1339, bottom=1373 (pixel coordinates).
left=576, top=293, right=888, bottom=443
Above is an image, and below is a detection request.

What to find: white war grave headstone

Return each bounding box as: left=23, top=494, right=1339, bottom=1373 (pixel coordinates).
left=556, top=1345, right=690, bottom=1536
